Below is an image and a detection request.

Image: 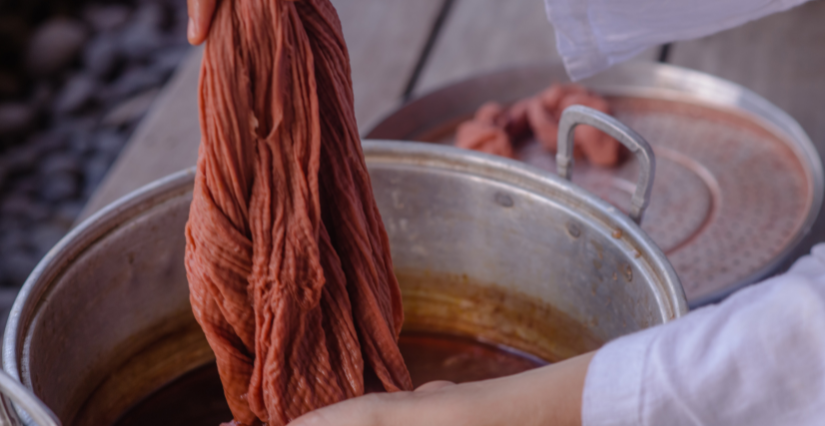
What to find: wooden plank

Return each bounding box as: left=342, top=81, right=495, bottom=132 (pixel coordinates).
left=78, top=0, right=443, bottom=220
left=669, top=0, right=825, bottom=270
left=669, top=1, right=825, bottom=149
left=335, top=0, right=445, bottom=129
left=78, top=45, right=203, bottom=222
left=413, top=0, right=658, bottom=96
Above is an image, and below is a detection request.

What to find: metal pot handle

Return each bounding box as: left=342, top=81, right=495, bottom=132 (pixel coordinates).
left=556, top=105, right=655, bottom=224
left=0, top=370, right=60, bottom=426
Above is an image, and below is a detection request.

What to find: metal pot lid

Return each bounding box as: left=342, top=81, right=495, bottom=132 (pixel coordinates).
left=367, top=62, right=824, bottom=306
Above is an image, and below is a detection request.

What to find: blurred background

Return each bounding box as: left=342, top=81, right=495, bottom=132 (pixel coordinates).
left=0, top=0, right=191, bottom=289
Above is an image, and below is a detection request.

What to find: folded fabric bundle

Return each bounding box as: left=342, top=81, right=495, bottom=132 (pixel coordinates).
left=455, top=83, right=623, bottom=166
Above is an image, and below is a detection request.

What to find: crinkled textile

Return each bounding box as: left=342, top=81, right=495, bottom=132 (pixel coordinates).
left=455, top=102, right=514, bottom=158
left=184, top=0, right=413, bottom=425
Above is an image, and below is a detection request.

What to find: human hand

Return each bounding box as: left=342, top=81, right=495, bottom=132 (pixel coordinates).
left=187, top=0, right=218, bottom=45
left=289, top=351, right=595, bottom=426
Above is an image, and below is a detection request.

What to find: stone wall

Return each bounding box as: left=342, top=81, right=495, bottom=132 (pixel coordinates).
left=0, top=0, right=192, bottom=291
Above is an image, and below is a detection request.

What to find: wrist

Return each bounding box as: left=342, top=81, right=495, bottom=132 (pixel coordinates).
left=501, top=351, right=596, bottom=426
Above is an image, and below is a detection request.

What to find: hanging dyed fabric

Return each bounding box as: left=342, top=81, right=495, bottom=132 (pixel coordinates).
left=184, top=0, right=413, bottom=424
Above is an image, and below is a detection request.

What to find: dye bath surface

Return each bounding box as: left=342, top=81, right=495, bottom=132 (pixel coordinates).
left=399, top=332, right=544, bottom=387
left=112, top=361, right=232, bottom=426
left=113, top=332, right=545, bottom=425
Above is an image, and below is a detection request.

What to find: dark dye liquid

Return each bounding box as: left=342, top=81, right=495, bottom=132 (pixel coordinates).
left=113, top=332, right=545, bottom=426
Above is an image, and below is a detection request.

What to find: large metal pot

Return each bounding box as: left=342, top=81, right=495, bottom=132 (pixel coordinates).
left=1, top=108, right=687, bottom=425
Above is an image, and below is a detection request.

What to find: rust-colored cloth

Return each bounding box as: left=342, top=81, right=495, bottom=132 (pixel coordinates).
left=455, top=102, right=513, bottom=158
left=184, top=0, right=412, bottom=425
left=455, top=83, right=622, bottom=166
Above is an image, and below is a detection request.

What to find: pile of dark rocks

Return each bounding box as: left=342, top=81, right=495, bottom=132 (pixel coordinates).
left=0, top=0, right=191, bottom=288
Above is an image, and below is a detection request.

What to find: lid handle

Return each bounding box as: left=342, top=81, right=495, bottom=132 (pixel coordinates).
left=0, top=370, right=60, bottom=426
left=556, top=105, right=655, bottom=224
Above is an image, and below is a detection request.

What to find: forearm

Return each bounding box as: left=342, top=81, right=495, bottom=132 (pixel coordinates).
left=437, top=351, right=595, bottom=426
left=502, top=351, right=595, bottom=426
left=291, top=351, right=595, bottom=426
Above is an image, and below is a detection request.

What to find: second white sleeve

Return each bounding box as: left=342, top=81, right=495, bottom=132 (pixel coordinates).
left=583, top=245, right=825, bottom=426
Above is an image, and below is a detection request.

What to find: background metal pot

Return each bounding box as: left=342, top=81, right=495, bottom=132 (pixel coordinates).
left=368, top=61, right=825, bottom=306
left=1, top=111, right=687, bottom=425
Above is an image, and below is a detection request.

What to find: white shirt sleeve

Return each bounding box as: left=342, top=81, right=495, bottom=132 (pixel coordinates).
left=542, top=0, right=810, bottom=80
left=583, top=243, right=825, bottom=426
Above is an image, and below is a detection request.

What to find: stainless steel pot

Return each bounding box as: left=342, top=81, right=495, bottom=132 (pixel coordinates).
left=1, top=108, right=687, bottom=425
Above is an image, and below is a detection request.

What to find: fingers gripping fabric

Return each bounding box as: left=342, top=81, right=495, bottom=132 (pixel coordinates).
left=184, top=0, right=413, bottom=424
